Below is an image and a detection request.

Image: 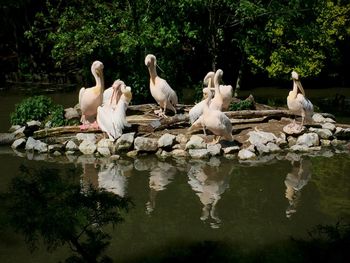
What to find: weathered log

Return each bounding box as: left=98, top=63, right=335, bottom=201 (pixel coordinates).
left=33, top=126, right=101, bottom=139
left=32, top=109, right=337, bottom=139
left=224, top=109, right=295, bottom=119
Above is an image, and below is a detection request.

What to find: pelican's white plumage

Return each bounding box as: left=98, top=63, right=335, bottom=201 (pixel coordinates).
left=145, top=54, right=178, bottom=117
left=209, top=69, right=233, bottom=111
left=97, top=85, right=132, bottom=141
left=79, top=60, right=104, bottom=128
left=219, top=84, right=233, bottom=111
left=209, top=69, right=224, bottom=111
left=287, top=71, right=314, bottom=126
left=189, top=86, right=233, bottom=143
left=189, top=72, right=215, bottom=124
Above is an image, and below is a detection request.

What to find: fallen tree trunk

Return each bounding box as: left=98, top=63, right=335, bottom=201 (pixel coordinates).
left=224, top=109, right=295, bottom=119
left=32, top=109, right=336, bottom=138
left=33, top=126, right=101, bottom=139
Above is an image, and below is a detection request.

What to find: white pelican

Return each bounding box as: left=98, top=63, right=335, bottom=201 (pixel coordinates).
left=209, top=69, right=224, bottom=111
left=102, top=79, right=125, bottom=107
left=189, top=72, right=215, bottom=125
left=208, top=69, right=233, bottom=111
left=97, top=85, right=132, bottom=141
left=145, top=54, right=178, bottom=117
left=79, top=60, right=104, bottom=130
left=287, top=71, right=314, bottom=127
left=189, top=86, right=233, bottom=144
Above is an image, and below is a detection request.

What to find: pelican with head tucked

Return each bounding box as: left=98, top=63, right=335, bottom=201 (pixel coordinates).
left=209, top=69, right=224, bottom=111
left=79, top=60, right=104, bottom=130
left=102, top=79, right=125, bottom=107
left=189, top=86, right=233, bottom=144
left=287, top=71, right=314, bottom=127
left=145, top=54, right=178, bottom=118
left=97, top=85, right=132, bottom=141
left=189, top=72, right=215, bottom=125
left=209, top=69, right=233, bottom=111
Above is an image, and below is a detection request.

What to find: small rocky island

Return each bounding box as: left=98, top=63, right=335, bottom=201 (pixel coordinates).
left=2, top=100, right=350, bottom=162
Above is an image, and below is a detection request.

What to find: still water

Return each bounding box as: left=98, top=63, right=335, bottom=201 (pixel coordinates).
left=0, top=148, right=349, bottom=262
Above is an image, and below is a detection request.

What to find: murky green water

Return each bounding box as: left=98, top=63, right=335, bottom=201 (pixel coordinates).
left=0, top=148, right=349, bottom=262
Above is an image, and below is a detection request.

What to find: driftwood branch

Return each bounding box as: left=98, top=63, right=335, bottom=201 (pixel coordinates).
left=33, top=126, right=101, bottom=139
left=32, top=109, right=335, bottom=139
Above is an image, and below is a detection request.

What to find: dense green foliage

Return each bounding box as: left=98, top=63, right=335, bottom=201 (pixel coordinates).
left=229, top=99, right=255, bottom=111
left=2, top=0, right=350, bottom=101
left=10, top=95, right=66, bottom=127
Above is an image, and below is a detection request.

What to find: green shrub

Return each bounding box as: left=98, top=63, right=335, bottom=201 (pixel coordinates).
left=10, top=95, right=66, bottom=127
left=47, top=105, right=66, bottom=127
left=229, top=99, right=255, bottom=111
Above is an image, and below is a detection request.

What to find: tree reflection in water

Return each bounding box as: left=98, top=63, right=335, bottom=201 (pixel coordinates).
left=284, top=153, right=312, bottom=218
left=188, top=157, right=233, bottom=228
left=5, top=164, right=132, bottom=263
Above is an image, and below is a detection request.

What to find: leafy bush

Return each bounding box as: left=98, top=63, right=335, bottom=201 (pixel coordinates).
left=10, top=95, right=66, bottom=127
left=229, top=99, right=255, bottom=111
left=47, top=105, right=66, bottom=127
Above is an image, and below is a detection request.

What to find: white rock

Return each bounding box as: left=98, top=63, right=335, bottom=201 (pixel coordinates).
left=134, top=137, right=158, bottom=152
left=158, top=133, right=176, bottom=148
left=76, top=133, right=96, bottom=142
left=312, top=113, right=326, bottom=123
left=176, top=134, right=188, bottom=144
left=115, top=132, right=135, bottom=151
left=321, top=123, right=336, bottom=132
left=185, top=135, right=206, bottom=149
left=282, top=123, right=306, bottom=135
left=207, top=144, right=222, bottom=156
left=222, top=146, right=240, bottom=154
left=79, top=140, right=97, bottom=154
left=296, top=133, right=319, bottom=147
left=308, top=128, right=333, bottom=139
left=238, top=149, right=256, bottom=160
left=188, top=149, right=210, bottom=159
left=247, top=130, right=277, bottom=145
left=171, top=149, right=188, bottom=157
left=65, top=140, right=79, bottom=151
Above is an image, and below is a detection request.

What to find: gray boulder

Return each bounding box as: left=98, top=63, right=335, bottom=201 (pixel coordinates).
left=79, top=140, right=97, bottom=154
left=158, top=133, right=176, bottom=148
left=134, top=137, right=158, bottom=152
left=296, top=133, right=319, bottom=147
left=115, top=132, right=135, bottom=151
left=185, top=135, right=206, bottom=149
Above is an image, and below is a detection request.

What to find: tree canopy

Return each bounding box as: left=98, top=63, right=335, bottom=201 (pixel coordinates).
left=2, top=0, right=350, bottom=101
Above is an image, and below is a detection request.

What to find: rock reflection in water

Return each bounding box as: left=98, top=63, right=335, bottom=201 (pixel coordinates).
left=284, top=153, right=312, bottom=218
left=188, top=157, right=233, bottom=228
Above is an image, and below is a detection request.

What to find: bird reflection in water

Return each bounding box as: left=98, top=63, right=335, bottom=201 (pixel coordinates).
left=136, top=158, right=177, bottom=214
left=98, top=160, right=133, bottom=197
left=188, top=158, right=232, bottom=228
left=79, top=156, right=134, bottom=197
left=284, top=154, right=312, bottom=218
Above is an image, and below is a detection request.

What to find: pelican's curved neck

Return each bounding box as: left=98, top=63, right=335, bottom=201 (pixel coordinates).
left=93, top=70, right=104, bottom=92
left=214, top=73, right=221, bottom=97
left=203, top=91, right=212, bottom=114
left=291, top=79, right=298, bottom=97
left=148, top=64, right=158, bottom=83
